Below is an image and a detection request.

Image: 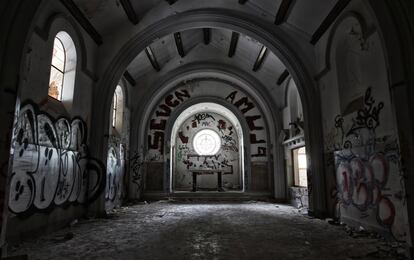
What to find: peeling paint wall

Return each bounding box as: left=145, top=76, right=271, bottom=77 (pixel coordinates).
left=314, top=2, right=409, bottom=241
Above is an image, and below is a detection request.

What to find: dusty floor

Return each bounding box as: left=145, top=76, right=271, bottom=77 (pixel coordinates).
left=9, top=201, right=407, bottom=260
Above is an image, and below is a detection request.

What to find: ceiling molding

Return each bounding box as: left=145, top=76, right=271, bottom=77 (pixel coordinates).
left=277, top=69, right=290, bottom=85
left=120, top=0, right=139, bottom=25
left=123, top=70, right=136, bottom=86
left=253, top=46, right=268, bottom=71
left=145, top=46, right=161, bottom=71
left=310, top=0, right=352, bottom=45
left=174, top=32, right=185, bottom=57
left=228, top=32, right=240, bottom=57
left=59, top=0, right=103, bottom=45
left=203, top=28, right=211, bottom=45
left=275, top=0, right=295, bottom=25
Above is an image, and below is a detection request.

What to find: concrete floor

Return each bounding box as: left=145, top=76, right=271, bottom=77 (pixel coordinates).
left=9, top=201, right=407, bottom=260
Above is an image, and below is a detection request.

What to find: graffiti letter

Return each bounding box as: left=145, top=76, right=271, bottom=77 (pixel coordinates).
left=234, top=97, right=255, bottom=114
left=225, top=91, right=237, bottom=104
left=175, top=89, right=191, bottom=102
left=178, top=132, right=189, bottom=144
left=252, top=147, right=267, bottom=157
left=156, top=105, right=171, bottom=117
left=250, top=134, right=266, bottom=144
left=165, top=94, right=180, bottom=108
left=148, top=132, right=164, bottom=154
left=246, top=115, right=264, bottom=130
left=150, top=119, right=167, bottom=130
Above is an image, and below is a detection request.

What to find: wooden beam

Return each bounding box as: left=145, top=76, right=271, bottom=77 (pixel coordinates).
left=59, top=0, right=102, bottom=45
left=253, top=46, right=268, bottom=72
left=120, top=0, right=139, bottom=25
left=228, top=32, right=240, bottom=58
left=277, top=69, right=290, bottom=85
left=239, top=0, right=248, bottom=4
left=166, top=0, right=177, bottom=5
left=310, top=0, right=352, bottom=45
left=123, top=70, right=136, bottom=87
left=203, top=28, right=211, bottom=45
left=275, top=0, right=295, bottom=25
left=145, top=47, right=161, bottom=72
left=174, top=32, right=185, bottom=57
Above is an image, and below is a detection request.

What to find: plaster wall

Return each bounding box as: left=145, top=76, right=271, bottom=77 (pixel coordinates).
left=314, top=1, right=409, bottom=241
left=5, top=2, right=104, bottom=242
left=173, top=111, right=241, bottom=191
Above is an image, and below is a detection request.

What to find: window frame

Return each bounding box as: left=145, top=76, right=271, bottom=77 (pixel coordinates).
left=292, top=146, right=307, bottom=187
left=48, top=36, right=66, bottom=101
left=112, top=92, right=118, bottom=128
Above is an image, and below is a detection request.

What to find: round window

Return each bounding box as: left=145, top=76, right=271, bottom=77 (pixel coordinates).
left=193, top=129, right=221, bottom=155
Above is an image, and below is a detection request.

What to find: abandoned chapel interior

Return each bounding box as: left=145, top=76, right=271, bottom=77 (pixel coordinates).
left=1, top=0, right=414, bottom=259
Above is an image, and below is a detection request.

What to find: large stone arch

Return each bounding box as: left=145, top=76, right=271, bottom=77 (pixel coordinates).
left=90, top=9, right=326, bottom=216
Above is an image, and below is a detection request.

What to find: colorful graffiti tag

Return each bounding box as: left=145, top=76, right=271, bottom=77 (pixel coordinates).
left=332, top=88, right=406, bottom=241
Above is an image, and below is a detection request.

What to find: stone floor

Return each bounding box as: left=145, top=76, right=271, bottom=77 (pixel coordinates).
left=9, top=201, right=407, bottom=260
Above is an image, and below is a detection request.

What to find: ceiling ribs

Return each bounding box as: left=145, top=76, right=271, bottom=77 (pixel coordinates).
left=123, top=70, right=136, bottom=87
left=310, top=0, right=352, bottom=45
left=277, top=69, right=290, bottom=85
left=203, top=28, right=211, bottom=45
left=145, top=47, right=161, bottom=72
left=59, top=0, right=102, bottom=45
left=228, top=32, right=240, bottom=57
left=119, top=0, right=139, bottom=25
left=174, top=32, right=185, bottom=57
left=253, top=46, right=268, bottom=72
left=274, top=0, right=295, bottom=25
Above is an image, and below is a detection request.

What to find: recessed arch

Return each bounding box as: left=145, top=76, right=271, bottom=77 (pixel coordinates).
left=135, top=67, right=278, bottom=194
left=169, top=102, right=246, bottom=193
left=47, top=31, right=77, bottom=106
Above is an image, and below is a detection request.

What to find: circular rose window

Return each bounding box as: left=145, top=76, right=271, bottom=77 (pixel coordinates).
left=193, top=129, right=221, bottom=155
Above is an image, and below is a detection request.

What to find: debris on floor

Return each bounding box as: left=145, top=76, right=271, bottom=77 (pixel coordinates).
left=7, top=202, right=409, bottom=260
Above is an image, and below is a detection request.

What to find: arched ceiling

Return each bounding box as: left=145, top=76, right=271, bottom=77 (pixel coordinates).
left=72, top=0, right=339, bottom=38
left=61, top=0, right=354, bottom=122
left=125, top=27, right=289, bottom=108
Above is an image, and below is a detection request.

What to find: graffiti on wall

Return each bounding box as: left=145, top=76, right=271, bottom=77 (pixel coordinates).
left=225, top=91, right=267, bottom=158
left=130, top=149, right=144, bottom=197
left=174, top=112, right=240, bottom=190
left=105, top=137, right=125, bottom=210
left=148, top=89, right=191, bottom=156
left=8, top=102, right=105, bottom=216
left=147, top=87, right=267, bottom=161
left=332, top=88, right=406, bottom=241
left=174, top=112, right=241, bottom=190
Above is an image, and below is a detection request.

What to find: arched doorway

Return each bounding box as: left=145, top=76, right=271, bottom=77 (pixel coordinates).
left=170, top=103, right=245, bottom=193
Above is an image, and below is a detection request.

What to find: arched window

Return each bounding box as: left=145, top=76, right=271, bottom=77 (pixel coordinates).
left=48, top=32, right=77, bottom=106
left=112, top=92, right=118, bottom=128
left=111, top=85, right=124, bottom=133
left=48, top=37, right=65, bottom=100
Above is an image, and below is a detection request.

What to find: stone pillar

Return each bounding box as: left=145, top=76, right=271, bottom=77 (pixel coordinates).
left=0, top=0, right=41, bottom=254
